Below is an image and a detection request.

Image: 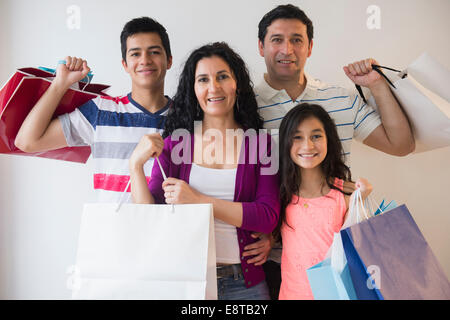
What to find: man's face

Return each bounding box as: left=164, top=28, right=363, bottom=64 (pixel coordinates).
left=122, top=32, right=172, bottom=90
left=259, top=19, right=313, bottom=82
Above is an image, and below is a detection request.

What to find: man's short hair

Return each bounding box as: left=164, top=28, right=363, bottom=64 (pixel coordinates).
left=258, top=4, right=314, bottom=44
left=120, top=17, right=172, bottom=61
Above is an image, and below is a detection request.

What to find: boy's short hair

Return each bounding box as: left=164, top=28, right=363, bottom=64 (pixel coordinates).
left=258, top=4, right=314, bottom=44
left=120, top=17, right=172, bottom=61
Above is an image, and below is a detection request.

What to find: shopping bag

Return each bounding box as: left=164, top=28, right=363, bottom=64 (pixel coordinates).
left=306, top=189, right=371, bottom=300
left=0, top=67, right=110, bottom=163
left=356, top=53, right=450, bottom=153
left=341, top=204, right=450, bottom=300
left=70, top=203, right=217, bottom=300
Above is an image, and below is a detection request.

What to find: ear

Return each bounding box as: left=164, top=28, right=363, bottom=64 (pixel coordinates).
left=258, top=40, right=265, bottom=57
left=122, top=59, right=129, bottom=73
left=166, top=56, right=173, bottom=70
left=307, top=39, right=314, bottom=58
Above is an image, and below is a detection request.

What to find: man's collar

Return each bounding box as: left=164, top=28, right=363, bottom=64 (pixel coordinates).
left=256, top=72, right=318, bottom=101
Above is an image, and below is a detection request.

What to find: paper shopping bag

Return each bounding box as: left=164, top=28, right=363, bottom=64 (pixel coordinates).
left=341, top=204, right=450, bottom=300
left=359, top=53, right=450, bottom=153
left=70, top=203, right=217, bottom=300
left=0, top=67, right=110, bottom=163
left=307, top=233, right=357, bottom=300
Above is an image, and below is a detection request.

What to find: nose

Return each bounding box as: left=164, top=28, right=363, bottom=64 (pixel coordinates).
left=302, top=138, right=314, bottom=150
left=281, top=40, right=293, bottom=55
left=208, top=78, right=221, bottom=92
left=140, top=52, right=152, bottom=65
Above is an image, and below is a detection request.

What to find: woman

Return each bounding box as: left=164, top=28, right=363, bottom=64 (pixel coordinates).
left=129, top=42, right=280, bottom=300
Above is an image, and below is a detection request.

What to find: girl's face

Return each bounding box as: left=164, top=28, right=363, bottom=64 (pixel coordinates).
left=290, top=116, right=328, bottom=170
left=194, top=56, right=237, bottom=119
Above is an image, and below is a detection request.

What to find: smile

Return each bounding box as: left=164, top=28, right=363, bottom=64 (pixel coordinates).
left=278, top=60, right=295, bottom=64
left=299, top=153, right=317, bottom=158
left=137, top=69, right=156, bottom=74
left=207, top=97, right=225, bottom=102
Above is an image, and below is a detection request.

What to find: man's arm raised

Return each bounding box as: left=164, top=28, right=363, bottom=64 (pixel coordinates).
left=344, top=58, right=415, bottom=156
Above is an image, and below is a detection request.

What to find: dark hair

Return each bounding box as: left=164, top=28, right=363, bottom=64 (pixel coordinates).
left=163, top=42, right=263, bottom=137
left=258, top=4, right=314, bottom=44
left=120, top=17, right=172, bottom=62
left=274, top=103, right=352, bottom=240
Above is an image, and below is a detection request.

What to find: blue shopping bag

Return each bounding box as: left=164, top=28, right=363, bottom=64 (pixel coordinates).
left=307, top=257, right=357, bottom=300
left=341, top=204, right=450, bottom=300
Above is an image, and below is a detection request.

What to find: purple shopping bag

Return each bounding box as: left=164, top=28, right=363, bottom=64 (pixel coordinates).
left=341, top=204, right=450, bottom=300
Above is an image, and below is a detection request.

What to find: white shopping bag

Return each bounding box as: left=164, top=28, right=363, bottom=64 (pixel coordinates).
left=70, top=203, right=217, bottom=300
left=366, top=53, right=450, bottom=153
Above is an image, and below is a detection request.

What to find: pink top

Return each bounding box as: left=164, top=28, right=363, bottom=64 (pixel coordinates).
left=279, top=178, right=347, bottom=300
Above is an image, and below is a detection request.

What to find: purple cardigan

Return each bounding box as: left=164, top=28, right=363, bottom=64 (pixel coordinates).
left=148, top=132, right=280, bottom=288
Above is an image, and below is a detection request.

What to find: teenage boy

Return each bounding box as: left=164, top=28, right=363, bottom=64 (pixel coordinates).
left=15, top=17, right=173, bottom=202
left=248, top=4, right=415, bottom=299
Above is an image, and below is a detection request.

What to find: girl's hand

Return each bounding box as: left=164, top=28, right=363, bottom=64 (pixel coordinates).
left=162, top=177, right=204, bottom=204
left=129, top=133, right=164, bottom=170
left=354, top=177, right=373, bottom=200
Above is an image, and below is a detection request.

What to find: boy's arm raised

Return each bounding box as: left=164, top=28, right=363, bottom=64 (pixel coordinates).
left=15, top=57, right=90, bottom=152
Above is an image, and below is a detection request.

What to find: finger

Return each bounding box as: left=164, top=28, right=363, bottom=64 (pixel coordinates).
left=74, top=58, right=83, bottom=71
left=359, top=60, right=369, bottom=74
left=253, top=257, right=268, bottom=266
left=251, top=232, right=262, bottom=239
left=242, top=247, right=264, bottom=257
left=162, top=180, right=176, bottom=188
left=353, top=62, right=363, bottom=76
left=347, top=63, right=358, bottom=77
left=65, top=56, right=72, bottom=69
left=247, top=254, right=267, bottom=265
left=70, top=57, right=79, bottom=71
left=82, top=60, right=90, bottom=76
left=243, top=241, right=264, bottom=251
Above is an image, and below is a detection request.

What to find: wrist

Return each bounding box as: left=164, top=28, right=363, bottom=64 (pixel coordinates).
left=368, top=78, right=389, bottom=94
left=49, top=80, right=72, bottom=94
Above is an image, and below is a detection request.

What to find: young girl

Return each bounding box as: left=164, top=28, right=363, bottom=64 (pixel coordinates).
left=276, top=103, right=372, bottom=300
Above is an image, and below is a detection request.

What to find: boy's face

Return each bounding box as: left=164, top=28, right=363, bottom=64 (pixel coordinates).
left=258, top=18, right=313, bottom=82
left=122, top=32, right=172, bottom=90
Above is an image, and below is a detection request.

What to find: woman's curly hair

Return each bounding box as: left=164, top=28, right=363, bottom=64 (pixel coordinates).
left=163, top=42, right=263, bottom=137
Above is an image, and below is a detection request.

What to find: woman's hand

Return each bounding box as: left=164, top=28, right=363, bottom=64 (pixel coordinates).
left=129, top=133, right=164, bottom=170
left=162, top=177, right=204, bottom=204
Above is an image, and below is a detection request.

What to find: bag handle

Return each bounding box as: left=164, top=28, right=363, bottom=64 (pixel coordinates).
left=355, top=64, right=405, bottom=104
left=115, top=156, right=169, bottom=212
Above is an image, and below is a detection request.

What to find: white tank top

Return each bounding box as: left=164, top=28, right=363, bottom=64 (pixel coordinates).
left=189, top=163, right=240, bottom=264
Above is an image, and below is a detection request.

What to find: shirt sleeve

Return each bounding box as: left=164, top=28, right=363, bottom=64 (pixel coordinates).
left=58, top=97, right=100, bottom=146
left=352, top=92, right=382, bottom=142
left=240, top=133, right=280, bottom=234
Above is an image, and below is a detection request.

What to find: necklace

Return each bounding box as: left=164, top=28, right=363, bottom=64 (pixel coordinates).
left=298, top=180, right=327, bottom=208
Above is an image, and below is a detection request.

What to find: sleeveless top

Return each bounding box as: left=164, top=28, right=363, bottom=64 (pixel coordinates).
left=279, top=178, right=347, bottom=300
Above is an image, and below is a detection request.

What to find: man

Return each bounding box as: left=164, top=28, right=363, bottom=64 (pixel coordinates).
left=15, top=17, right=173, bottom=202
left=246, top=4, right=415, bottom=300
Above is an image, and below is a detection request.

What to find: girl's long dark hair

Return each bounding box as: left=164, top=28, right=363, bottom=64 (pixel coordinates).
left=274, top=103, right=353, bottom=240
left=163, top=42, right=263, bottom=137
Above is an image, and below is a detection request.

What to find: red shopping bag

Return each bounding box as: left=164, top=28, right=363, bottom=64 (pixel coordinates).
left=0, top=67, right=110, bottom=163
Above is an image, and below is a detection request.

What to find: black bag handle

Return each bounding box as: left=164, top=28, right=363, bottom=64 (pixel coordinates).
left=355, top=64, right=404, bottom=104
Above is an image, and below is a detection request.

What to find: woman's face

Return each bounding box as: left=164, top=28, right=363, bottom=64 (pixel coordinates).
left=194, top=56, right=237, bottom=119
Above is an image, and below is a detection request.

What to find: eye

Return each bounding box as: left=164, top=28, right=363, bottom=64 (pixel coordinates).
left=130, top=52, right=139, bottom=57
left=218, top=73, right=229, bottom=80
left=197, top=77, right=209, bottom=83
left=149, top=50, right=161, bottom=55
left=311, top=134, right=322, bottom=140
left=292, top=135, right=303, bottom=140
left=272, top=37, right=282, bottom=43
left=293, top=38, right=302, bottom=44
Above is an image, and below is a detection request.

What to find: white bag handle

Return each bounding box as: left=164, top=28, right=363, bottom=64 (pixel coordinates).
left=115, top=156, right=168, bottom=212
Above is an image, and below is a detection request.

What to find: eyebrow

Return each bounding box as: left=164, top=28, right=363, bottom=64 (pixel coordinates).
left=195, top=70, right=230, bottom=79
left=127, top=45, right=162, bottom=53
left=295, top=128, right=324, bottom=133
left=270, top=33, right=304, bottom=39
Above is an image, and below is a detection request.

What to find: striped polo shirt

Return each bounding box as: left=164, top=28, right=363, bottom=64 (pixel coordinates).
left=59, top=93, right=170, bottom=203
left=255, top=73, right=381, bottom=166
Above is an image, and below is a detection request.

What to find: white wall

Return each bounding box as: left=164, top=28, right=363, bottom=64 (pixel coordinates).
left=0, top=0, right=449, bottom=299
